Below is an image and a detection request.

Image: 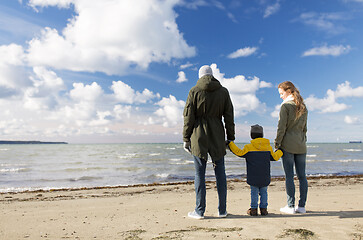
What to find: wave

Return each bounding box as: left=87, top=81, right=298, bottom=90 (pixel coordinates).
left=307, top=154, right=317, bottom=158
left=307, top=145, right=319, bottom=148
left=307, top=159, right=363, bottom=163
left=0, top=168, right=31, bottom=173
left=1, top=163, right=27, bottom=167
left=65, top=167, right=107, bottom=172
left=149, top=153, right=161, bottom=156
left=0, top=148, right=9, bottom=151
left=170, top=160, right=194, bottom=165
left=343, top=149, right=362, bottom=152
left=116, top=167, right=144, bottom=172
left=118, top=153, right=138, bottom=159
left=156, top=173, right=170, bottom=179
left=339, top=159, right=363, bottom=163
left=69, top=176, right=103, bottom=182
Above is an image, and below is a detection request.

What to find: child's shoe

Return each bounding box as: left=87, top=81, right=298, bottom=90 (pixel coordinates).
left=260, top=208, right=268, bottom=216
left=247, top=208, right=258, bottom=216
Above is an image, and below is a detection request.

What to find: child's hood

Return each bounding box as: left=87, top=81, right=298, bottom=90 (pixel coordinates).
left=250, top=138, right=271, bottom=151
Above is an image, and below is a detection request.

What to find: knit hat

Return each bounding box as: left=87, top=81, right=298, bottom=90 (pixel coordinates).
left=250, top=124, right=263, bottom=138
left=198, top=65, right=213, bottom=78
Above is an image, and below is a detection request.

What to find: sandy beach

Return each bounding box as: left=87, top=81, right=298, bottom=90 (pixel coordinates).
left=0, top=175, right=362, bottom=239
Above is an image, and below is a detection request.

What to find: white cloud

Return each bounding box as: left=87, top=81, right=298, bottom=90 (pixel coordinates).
left=0, top=44, right=29, bottom=92
left=297, top=12, right=348, bottom=34
left=210, top=63, right=271, bottom=117
left=55, top=82, right=104, bottom=126
left=180, top=0, right=208, bottom=9
left=271, top=104, right=280, bottom=118
left=176, top=71, right=188, bottom=83
left=111, top=81, right=160, bottom=104
left=231, top=94, right=264, bottom=116
left=305, top=90, right=349, bottom=113
left=344, top=115, right=360, bottom=125
left=135, top=89, right=160, bottom=104
left=28, top=0, right=73, bottom=9
left=89, top=111, right=112, bottom=127
left=302, top=44, right=351, bottom=57
left=179, top=0, right=236, bottom=22
left=305, top=81, right=363, bottom=113
left=0, top=44, right=25, bottom=66
left=154, top=95, right=185, bottom=127
left=26, top=0, right=196, bottom=75
left=335, top=81, right=363, bottom=98
left=264, top=1, right=280, bottom=18
left=227, top=47, right=258, bottom=59
left=31, top=66, right=65, bottom=90
left=23, top=66, right=66, bottom=110
left=70, top=82, right=103, bottom=102
left=260, top=81, right=273, bottom=88
left=0, top=61, right=172, bottom=141
left=113, top=105, right=132, bottom=121
left=180, top=62, right=194, bottom=69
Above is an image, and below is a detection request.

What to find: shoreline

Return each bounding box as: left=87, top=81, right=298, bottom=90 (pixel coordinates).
left=1, top=174, right=362, bottom=195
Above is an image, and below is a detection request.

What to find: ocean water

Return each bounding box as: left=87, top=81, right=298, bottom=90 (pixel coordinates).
left=0, top=143, right=362, bottom=192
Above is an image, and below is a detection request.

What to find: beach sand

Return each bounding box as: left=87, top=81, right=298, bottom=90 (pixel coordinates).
left=0, top=176, right=362, bottom=239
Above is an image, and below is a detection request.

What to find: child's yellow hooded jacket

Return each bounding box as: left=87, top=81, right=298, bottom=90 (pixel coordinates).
left=229, top=138, right=283, bottom=187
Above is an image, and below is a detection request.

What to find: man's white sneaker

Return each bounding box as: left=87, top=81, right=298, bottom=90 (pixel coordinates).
left=295, top=206, right=306, bottom=213
left=280, top=205, right=296, bottom=214
left=188, top=211, right=204, bottom=219
left=217, top=212, right=228, bottom=218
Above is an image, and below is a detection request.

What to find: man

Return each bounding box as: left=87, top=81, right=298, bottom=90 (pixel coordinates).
left=183, top=65, right=235, bottom=219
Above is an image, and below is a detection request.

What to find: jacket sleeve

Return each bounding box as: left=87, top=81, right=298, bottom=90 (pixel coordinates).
left=303, top=111, right=308, bottom=141
left=223, top=89, right=235, bottom=141
left=274, top=104, right=288, bottom=149
left=270, top=148, right=283, bottom=161
left=228, top=141, right=248, bottom=157
left=182, top=90, right=195, bottom=142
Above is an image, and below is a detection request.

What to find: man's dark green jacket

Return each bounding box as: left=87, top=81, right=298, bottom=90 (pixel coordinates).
left=183, top=75, right=235, bottom=161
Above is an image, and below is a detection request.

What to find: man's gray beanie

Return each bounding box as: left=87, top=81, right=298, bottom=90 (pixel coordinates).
left=198, top=65, right=213, bottom=78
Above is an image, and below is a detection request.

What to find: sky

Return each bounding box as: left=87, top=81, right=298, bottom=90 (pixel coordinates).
left=0, top=0, right=363, bottom=143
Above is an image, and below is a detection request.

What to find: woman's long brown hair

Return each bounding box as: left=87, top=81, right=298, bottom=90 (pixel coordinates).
left=278, top=81, right=307, bottom=120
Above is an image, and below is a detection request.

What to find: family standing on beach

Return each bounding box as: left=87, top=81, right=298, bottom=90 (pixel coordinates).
left=182, top=65, right=308, bottom=219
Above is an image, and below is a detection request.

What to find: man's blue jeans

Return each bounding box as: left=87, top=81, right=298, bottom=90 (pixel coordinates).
left=281, top=150, right=308, bottom=208
left=250, top=185, right=268, bottom=209
left=193, top=155, right=227, bottom=216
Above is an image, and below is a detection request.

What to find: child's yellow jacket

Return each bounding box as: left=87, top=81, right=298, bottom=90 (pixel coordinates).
left=229, top=138, right=283, bottom=187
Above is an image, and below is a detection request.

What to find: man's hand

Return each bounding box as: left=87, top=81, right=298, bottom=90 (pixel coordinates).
left=225, top=140, right=232, bottom=150
left=183, top=141, right=191, bottom=154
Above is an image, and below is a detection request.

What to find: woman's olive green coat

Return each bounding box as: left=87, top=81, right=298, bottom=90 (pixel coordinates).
left=183, top=75, right=235, bottom=161
left=274, top=101, right=308, bottom=154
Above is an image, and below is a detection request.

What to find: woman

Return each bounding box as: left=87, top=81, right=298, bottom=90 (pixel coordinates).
left=274, top=81, right=308, bottom=214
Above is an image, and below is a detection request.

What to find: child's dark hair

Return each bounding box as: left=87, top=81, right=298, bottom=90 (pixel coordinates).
left=251, top=132, right=263, bottom=139
left=250, top=124, right=264, bottom=139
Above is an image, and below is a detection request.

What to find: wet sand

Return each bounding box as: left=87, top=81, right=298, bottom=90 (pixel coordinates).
left=0, top=175, right=362, bottom=239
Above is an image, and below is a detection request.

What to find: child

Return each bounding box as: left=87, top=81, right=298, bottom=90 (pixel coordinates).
left=228, top=124, right=283, bottom=216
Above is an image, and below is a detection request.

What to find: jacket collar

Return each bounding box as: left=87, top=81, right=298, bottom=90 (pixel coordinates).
left=281, top=94, right=294, bottom=106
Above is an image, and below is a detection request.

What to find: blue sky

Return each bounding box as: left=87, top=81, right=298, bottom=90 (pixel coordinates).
left=0, top=0, right=363, bottom=143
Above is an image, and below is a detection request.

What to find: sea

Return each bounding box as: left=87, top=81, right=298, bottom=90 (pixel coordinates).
left=0, top=143, right=362, bottom=193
